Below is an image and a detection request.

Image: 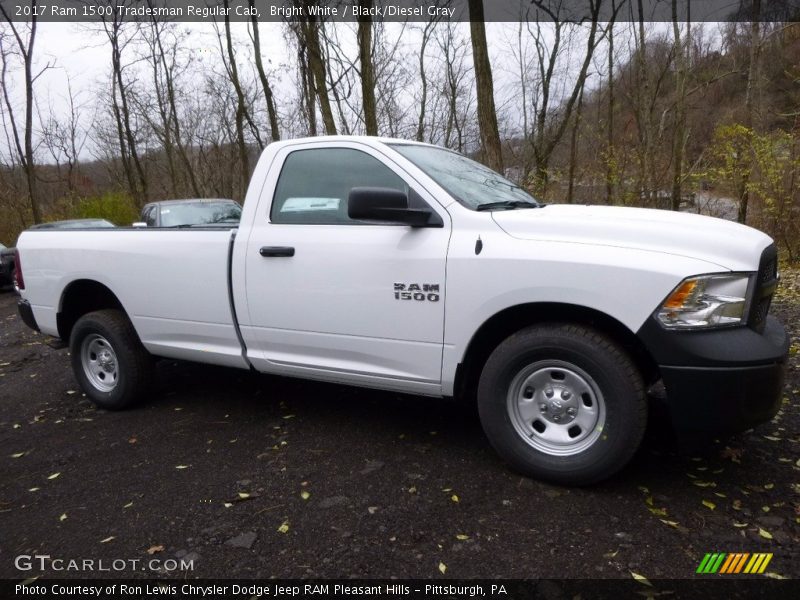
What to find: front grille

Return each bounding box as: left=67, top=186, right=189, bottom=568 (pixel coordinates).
left=749, top=243, right=778, bottom=334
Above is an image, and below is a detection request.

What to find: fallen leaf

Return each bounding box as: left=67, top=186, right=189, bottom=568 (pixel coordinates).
left=630, top=571, right=652, bottom=586
left=47, top=472, right=60, bottom=480
left=732, top=499, right=743, bottom=510
left=764, top=483, right=774, bottom=490
left=300, top=491, right=310, bottom=500
left=277, top=521, right=290, bottom=534
left=733, top=522, right=749, bottom=528
left=438, top=562, right=447, bottom=574
left=13, top=424, right=20, bottom=429
left=11, top=452, right=25, bottom=458
left=66, top=390, right=76, bottom=395
left=128, top=438, right=137, bottom=444
left=758, top=527, right=773, bottom=540
left=692, top=480, right=716, bottom=488
left=146, top=545, right=164, bottom=555
left=763, top=435, right=781, bottom=442
left=408, top=486, right=417, bottom=494
left=764, top=572, right=786, bottom=580
left=604, top=549, right=619, bottom=558
left=451, top=494, right=459, bottom=503
left=28, top=487, right=39, bottom=492
left=123, top=502, right=133, bottom=509
left=238, top=492, right=251, bottom=500
left=59, top=513, right=67, bottom=522
left=367, top=506, right=378, bottom=514
left=283, top=415, right=295, bottom=420
left=456, top=534, right=469, bottom=540
left=175, top=465, right=189, bottom=470
left=223, top=502, right=233, bottom=508
left=100, top=536, right=115, bottom=543
left=659, top=520, right=679, bottom=528
left=648, top=507, right=668, bottom=517
left=702, top=500, right=716, bottom=510
left=762, top=506, right=770, bottom=513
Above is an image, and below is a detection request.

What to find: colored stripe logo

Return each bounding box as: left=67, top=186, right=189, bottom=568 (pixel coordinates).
left=696, top=553, right=773, bottom=574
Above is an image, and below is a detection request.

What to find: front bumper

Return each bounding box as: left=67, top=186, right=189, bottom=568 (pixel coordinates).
left=17, top=299, right=39, bottom=332
left=638, top=315, right=789, bottom=433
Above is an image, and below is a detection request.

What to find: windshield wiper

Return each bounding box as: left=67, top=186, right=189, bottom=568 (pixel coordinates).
left=475, top=200, right=539, bottom=212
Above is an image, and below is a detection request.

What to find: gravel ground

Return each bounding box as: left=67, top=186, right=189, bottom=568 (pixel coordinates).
left=0, top=270, right=798, bottom=581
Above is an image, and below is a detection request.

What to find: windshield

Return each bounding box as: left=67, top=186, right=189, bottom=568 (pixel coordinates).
left=390, top=144, right=539, bottom=210
left=159, top=202, right=241, bottom=227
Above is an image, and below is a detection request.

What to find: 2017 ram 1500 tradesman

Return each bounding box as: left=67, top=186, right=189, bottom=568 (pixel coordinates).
left=14, top=136, right=789, bottom=484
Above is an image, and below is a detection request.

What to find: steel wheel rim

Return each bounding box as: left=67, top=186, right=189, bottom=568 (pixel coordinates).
left=81, top=334, right=119, bottom=393
left=506, top=359, right=606, bottom=456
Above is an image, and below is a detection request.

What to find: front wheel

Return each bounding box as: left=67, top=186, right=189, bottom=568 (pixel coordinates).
left=477, top=323, right=647, bottom=485
left=69, top=309, right=154, bottom=410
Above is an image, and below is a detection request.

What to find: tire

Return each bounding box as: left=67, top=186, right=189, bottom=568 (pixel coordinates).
left=477, top=323, right=646, bottom=485
left=69, top=309, right=154, bottom=410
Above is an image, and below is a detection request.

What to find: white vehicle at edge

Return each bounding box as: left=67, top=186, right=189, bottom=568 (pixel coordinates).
left=14, top=136, right=788, bottom=484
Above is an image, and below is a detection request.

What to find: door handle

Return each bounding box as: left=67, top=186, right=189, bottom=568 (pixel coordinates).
left=259, top=246, right=295, bottom=257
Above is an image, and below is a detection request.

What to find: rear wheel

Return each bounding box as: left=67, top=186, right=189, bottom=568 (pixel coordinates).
left=477, top=323, right=647, bottom=485
left=69, top=310, right=153, bottom=410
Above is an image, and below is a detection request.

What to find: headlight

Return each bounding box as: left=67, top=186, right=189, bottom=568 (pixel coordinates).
left=656, top=274, right=751, bottom=329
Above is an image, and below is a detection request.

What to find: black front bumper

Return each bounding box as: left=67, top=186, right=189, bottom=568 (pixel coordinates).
left=638, top=315, right=789, bottom=434
left=17, top=299, right=39, bottom=332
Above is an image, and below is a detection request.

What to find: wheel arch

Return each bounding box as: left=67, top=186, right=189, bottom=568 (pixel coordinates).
left=454, top=302, right=659, bottom=402
left=57, top=279, right=127, bottom=342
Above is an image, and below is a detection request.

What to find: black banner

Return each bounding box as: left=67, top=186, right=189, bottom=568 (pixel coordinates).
left=0, top=0, right=798, bottom=23
left=3, top=579, right=799, bottom=600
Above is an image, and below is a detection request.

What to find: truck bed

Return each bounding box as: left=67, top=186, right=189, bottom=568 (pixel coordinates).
left=17, top=228, right=248, bottom=369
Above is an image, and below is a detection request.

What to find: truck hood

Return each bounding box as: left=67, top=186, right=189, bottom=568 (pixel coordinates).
left=491, top=204, right=772, bottom=271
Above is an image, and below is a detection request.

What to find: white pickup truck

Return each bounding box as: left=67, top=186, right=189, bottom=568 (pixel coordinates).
left=14, top=136, right=788, bottom=484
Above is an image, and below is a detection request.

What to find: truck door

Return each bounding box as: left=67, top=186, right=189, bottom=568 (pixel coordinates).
left=242, top=142, right=451, bottom=395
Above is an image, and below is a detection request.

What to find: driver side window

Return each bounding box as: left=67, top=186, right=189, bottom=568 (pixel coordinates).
left=271, top=148, right=411, bottom=225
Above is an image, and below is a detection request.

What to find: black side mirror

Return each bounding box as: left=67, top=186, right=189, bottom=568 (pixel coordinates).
left=348, top=187, right=440, bottom=227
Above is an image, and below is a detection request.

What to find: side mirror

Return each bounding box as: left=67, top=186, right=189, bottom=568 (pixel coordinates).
left=348, top=187, right=439, bottom=227
left=132, top=222, right=148, bottom=228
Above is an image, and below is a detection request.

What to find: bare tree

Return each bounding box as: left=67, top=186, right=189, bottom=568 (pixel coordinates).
left=292, top=2, right=337, bottom=135
left=670, top=0, right=690, bottom=211
left=468, top=0, right=503, bottom=172
left=739, top=0, right=762, bottom=224
left=0, top=1, right=48, bottom=223
left=98, top=2, right=149, bottom=207
left=415, top=18, right=437, bottom=141
left=248, top=0, right=280, bottom=142
left=527, top=1, right=602, bottom=197
left=142, top=10, right=201, bottom=197
left=40, top=77, right=93, bottom=195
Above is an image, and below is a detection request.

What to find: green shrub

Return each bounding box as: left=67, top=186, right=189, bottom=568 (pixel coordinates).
left=70, top=192, right=138, bottom=226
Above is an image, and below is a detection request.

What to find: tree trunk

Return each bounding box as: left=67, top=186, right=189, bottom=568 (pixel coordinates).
left=468, top=0, right=503, bottom=172
left=605, top=16, right=615, bottom=205
left=670, top=0, right=689, bottom=212
left=740, top=0, right=762, bottom=224
left=416, top=21, right=434, bottom=141
left=298, top=5, right=337, bottom=135
left=0, top=2, right=42, bottom=222
left=357, top=1, right=378, bottom=136
left=566, top=83, right=585, bottom=204
left=223, top=5, right=251, bottom=197
left=249, top=0, right=280, bottom=142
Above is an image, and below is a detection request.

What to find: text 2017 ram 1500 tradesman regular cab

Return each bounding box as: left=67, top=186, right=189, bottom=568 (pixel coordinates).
left=14, top=136, right=789, bottom=484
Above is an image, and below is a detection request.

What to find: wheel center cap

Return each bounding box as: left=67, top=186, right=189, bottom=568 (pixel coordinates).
left=542, top=387, right=578, bottom=424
